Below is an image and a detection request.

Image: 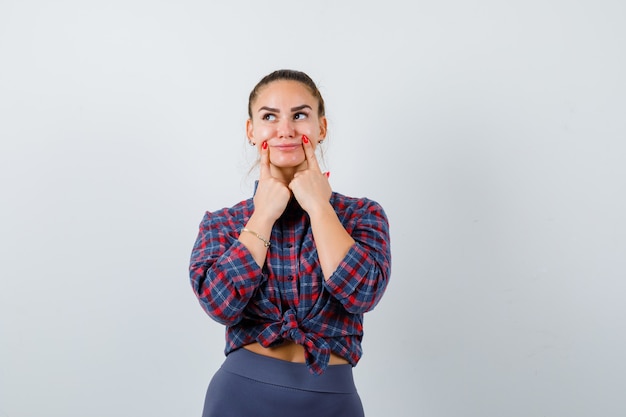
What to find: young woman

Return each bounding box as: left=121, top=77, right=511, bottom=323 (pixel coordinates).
left=189, top=69, right=391, bottom=416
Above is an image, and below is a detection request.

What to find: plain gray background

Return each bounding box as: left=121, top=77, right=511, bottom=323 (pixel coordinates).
left=1, top=1, right=625, bottom=416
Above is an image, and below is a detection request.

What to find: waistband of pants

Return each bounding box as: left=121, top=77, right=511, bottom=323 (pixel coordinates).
left=220, top=348, right=357, bottom=394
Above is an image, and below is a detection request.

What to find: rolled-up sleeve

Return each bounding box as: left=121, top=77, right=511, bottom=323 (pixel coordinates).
left=189, top=210, right=264, bottom=326
left=323, top=199, right=391, bottom=314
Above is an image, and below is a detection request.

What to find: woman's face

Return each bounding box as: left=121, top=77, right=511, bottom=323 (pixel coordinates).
left=246, top=80, right=327, bottom=171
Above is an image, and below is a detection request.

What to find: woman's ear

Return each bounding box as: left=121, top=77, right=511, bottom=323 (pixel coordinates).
left=319, top=116, right=328, bottom=140
left=246, top=119, right=255, bottom=143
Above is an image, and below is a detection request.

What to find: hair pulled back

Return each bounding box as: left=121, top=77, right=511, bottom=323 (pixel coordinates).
left=247, top=69, right=326, bottom=119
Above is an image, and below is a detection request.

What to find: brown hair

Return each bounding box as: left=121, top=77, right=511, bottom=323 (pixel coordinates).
left=247, top=69, right=326, bottom=119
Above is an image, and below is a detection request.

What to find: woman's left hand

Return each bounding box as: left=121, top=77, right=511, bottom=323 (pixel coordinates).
left=289, top=135, right=332, bottom=215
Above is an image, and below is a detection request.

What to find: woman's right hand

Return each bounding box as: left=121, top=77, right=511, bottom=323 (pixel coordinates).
left=240, top=141, right=289, bottom=266
left=253, top=141, right=291, bottom=223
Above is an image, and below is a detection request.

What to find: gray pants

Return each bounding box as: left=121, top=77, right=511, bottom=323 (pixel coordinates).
left=202, top=348, right=365, bottom=417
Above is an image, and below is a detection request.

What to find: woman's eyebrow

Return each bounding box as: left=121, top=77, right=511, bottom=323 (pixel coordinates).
left=257, top=104, right=312, bottom=113
left=291, top=104, right=312, bottom=112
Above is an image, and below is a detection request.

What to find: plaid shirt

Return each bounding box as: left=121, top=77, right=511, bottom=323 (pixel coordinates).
left=189, top=190, right=391, bottom=375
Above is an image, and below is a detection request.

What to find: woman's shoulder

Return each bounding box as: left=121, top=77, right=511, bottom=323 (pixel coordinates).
left=201, top=198, right=254, bottom=223
left=331, top=191, right=386, bottom=215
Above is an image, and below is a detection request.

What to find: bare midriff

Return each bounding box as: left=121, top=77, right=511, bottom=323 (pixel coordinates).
left=243, top=341, right=349, bottom=365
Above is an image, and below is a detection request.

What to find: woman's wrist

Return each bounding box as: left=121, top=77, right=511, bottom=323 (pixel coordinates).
left=245, top=212, right=275, bottom=233
left=305, top=201, right=335, bottom=222
left=241, top=228, right=271, bottom=248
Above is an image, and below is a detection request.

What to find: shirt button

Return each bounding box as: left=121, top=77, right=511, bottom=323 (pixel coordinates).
left=286, top=243, right=293, bottom=248
left=287, top=275, right=294, bottom=281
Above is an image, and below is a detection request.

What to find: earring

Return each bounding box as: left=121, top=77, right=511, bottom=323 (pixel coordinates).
left=318, top=139, right=324, bottom=144
left=248, top=140, right=256, bottom=146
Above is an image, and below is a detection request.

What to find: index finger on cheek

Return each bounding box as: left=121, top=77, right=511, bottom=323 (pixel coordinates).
left=259, top=141, right=271, bottom=179
left=302, top=135, right=321, bottom=172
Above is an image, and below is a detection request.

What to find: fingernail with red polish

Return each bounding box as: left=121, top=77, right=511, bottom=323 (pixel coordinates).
left=325, top=171, right=330, bottom=178
left=262, top=141, right=268, bottom=149
left=302, top=135, right=309, bottom=144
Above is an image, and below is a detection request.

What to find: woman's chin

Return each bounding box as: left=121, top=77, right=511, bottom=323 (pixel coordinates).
left=270, top=156, right=306, bottom=168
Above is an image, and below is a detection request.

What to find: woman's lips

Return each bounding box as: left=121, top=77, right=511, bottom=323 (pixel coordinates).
left=273, top=144, right=301, bottom=151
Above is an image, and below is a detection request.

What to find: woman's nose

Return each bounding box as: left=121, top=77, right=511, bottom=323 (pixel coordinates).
left=277, top=117, right=295, bottom=138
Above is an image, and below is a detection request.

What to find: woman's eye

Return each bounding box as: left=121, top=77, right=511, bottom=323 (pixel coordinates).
left=293, top=112, right=308, bottom=120
left=262, top=113, right=276, bottom=121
